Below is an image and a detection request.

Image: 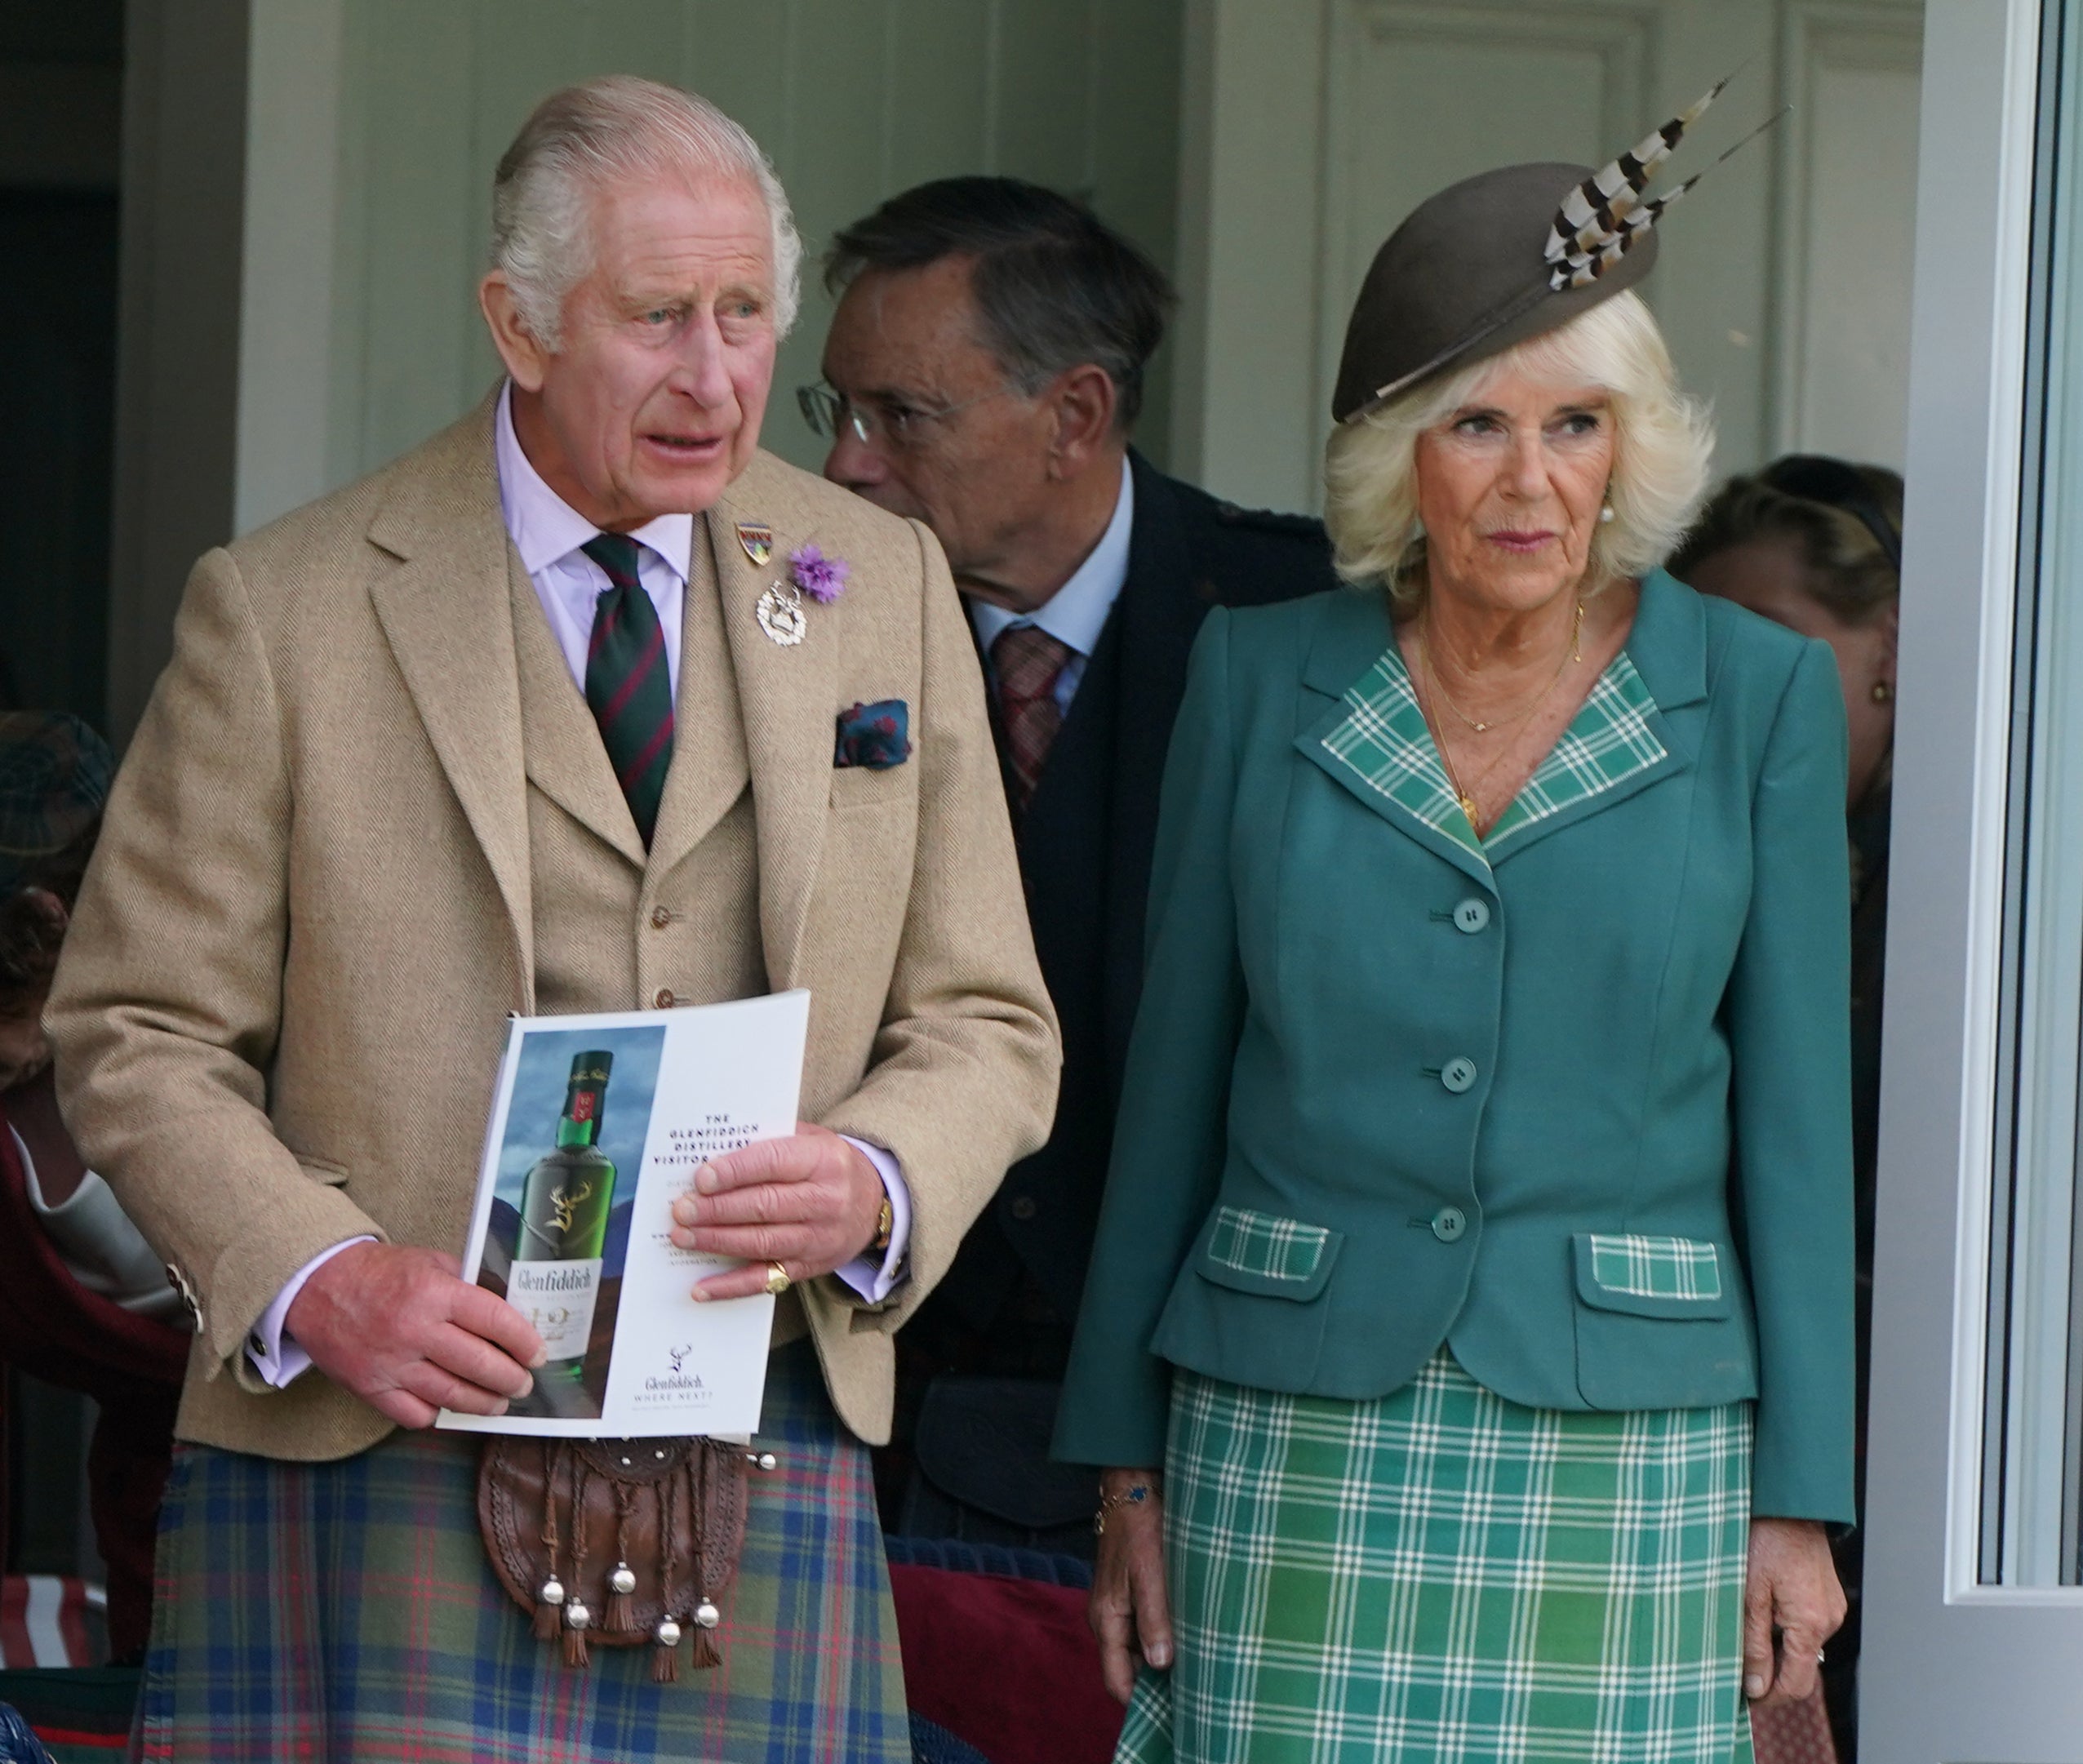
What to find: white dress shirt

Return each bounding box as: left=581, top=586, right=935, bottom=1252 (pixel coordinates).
left=969, top=459, right=1135, bottom=714
left=248, top=384, right=911, bottom=1387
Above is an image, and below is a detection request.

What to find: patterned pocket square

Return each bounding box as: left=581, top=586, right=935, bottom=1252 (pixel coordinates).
left=835, top=700, right=912, bottom=770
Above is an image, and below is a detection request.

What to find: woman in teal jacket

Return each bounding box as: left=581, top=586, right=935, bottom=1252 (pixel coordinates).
left=1055, top=144, right=1854, bottom=1764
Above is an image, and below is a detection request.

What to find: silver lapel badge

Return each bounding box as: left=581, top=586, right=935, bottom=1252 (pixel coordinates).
left=755, top=579, right=807, bottom=647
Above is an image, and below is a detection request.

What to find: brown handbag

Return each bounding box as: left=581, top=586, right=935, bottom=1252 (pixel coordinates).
left=477, top=1434, right=757, bottom=1682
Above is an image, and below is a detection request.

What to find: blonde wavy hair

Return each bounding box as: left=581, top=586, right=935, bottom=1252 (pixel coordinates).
left=1322, top=291, right=1714, bottom=609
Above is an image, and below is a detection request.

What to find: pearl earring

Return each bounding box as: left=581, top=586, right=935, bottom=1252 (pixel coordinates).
left=1598, top=504, right=1615, bottom=524
left=1872, top=681, right=1892, bottom=704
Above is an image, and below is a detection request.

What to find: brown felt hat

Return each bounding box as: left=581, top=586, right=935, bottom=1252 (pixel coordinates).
left=1330, top=160, right=1660, bottom=425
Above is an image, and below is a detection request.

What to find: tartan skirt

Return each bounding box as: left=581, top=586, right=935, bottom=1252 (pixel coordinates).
left=1119, top=1349, right=1755, bottom=1764
left=135, top=1340, right=908, bottom=1764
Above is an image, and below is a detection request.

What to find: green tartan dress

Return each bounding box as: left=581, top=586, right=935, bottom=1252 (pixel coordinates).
left=1105, top=633, right=1783, bottom=1764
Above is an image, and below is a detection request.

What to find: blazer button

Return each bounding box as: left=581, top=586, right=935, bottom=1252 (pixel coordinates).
left=651, top=904, right=673, bottom=929
left=1431, top=1206, right=1468, bottom=1242
left=1453, top=898, right=1491, bottom=934
left=1010, top=1196, right=1038, bottom=1221
left=1441, top=1056, right=1478, bottom=1093
left=654, top=987, right=676, bottom=1009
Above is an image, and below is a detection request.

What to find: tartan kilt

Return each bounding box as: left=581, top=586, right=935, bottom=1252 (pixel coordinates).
left=135, top=1341, right=908, bottom=1764
left=1120, top=1349, right=1755, bottom=1764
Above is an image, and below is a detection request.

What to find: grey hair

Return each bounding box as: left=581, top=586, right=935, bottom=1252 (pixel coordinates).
left=491, top=75, right=802, bottom=350
left=1322, top=291, right=1714, bottom=609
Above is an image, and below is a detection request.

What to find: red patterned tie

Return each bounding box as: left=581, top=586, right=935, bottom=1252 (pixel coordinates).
left=991, top=625, right=1073, bottom=811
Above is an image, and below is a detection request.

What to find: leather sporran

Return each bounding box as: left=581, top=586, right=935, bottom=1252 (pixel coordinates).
left=477, top=1435, right=751, bottom=1682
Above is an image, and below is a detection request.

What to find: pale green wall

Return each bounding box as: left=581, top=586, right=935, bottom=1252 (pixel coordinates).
left=313, top=0, right=1184, bottom=509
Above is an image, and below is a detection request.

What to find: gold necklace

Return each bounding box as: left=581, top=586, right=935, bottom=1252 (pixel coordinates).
left=1416, top=600, right=1587, bottom=828
left=1419, top=599, right=1586, bottom=733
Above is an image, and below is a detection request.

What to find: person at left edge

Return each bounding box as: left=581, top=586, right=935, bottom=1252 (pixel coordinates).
left=45, top=77, right=1059, bottom=1763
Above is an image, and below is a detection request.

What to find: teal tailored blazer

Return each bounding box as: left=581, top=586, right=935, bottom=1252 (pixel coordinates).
left=1053, top=569, right=1856, bottom=1525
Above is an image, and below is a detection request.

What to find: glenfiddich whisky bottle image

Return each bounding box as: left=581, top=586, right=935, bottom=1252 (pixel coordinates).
left=513, top=1050, right=617, bottom=1379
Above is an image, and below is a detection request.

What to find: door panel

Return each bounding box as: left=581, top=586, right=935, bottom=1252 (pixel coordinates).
left=1864, top=0, right=2083, bottom=1755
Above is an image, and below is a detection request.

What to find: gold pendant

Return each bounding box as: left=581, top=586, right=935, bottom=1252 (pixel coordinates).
left=1459, top=793, right=1479, bottom=822
left=755, top=580, right=806, bottom=647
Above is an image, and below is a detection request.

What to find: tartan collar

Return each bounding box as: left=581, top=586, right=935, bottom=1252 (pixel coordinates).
left=1317, top=624, right=1668, bottom=865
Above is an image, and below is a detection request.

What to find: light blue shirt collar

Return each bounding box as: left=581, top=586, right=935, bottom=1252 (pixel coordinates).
left=970, top=460, right=1135, bottom=694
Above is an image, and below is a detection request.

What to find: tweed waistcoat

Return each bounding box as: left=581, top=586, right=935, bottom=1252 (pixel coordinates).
left=510, top=518, right=808, bottom=1346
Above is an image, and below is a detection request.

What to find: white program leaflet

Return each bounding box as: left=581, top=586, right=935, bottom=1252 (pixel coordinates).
left=437, top=990, right=809, bottom=1438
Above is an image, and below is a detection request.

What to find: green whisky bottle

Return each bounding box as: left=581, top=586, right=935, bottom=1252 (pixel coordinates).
left=513, top=1050, right=618, bottom=1376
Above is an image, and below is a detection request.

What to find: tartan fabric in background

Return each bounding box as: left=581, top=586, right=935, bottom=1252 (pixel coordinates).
left=1120, top=1350, right=1756, bottom=1764
left=134, top=1344, right=908, bottom=1764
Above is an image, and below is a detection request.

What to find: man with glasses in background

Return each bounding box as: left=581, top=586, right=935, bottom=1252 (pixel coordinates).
left=807, top=177, right=1337, bottom=1552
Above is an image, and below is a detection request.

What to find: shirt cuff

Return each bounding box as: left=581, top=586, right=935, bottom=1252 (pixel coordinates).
left=833, top=1136, right=910, bottom=1304
left=247, top=1237, right=377, bottom=1388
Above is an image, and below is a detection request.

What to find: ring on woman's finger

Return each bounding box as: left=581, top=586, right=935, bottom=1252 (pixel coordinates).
left=1815, top=1647, right=1826, bottom=1664
left=765, top=1261, right=792, bottom=1295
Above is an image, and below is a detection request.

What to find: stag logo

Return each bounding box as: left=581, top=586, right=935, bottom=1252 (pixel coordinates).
left=548, top=1180, right=593, bottom=1233
left=668, top=1344, right=693, bottom=1375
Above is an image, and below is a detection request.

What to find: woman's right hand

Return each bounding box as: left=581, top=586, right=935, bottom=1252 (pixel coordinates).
left=1089, top=1467, right=1172, bottom=1704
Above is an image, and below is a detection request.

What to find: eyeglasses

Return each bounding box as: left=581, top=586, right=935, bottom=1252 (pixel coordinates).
left=1758, top=455, right=1903, bottom=574
left=797, top=381, right=1014, bottom=451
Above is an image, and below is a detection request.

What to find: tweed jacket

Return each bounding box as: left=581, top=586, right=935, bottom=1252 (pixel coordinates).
left=47, top=398, right=1060, bottom=1463
left=1055, top=571, right=1857, bottom=1525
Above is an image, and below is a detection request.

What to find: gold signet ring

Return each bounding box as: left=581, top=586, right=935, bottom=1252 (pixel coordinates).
left=765, top=1261, right=792, bottom=1295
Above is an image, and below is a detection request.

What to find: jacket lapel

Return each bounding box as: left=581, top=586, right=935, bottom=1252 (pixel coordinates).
left=1485, top=570, right=1704, bottom=867
left=508, top=547, right=647, bottom=865
left=645, top=513, right=753, bottom=883
left=1102, top=457, right=1210, bottom=1054
left=365, top=401, right=536, bottom=990
left=712, top=455, right=840, bottom=990
left=1293, top=589, right=1498, bottom=891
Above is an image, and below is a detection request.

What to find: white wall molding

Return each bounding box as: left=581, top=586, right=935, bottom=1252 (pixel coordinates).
left=1769, top=0, right=1926, bottom=460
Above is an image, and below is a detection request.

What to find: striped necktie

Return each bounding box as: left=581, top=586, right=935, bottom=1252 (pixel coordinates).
left=991, top=624, right=1073, bottom=811
left=580, top=533, right=674, bottom=846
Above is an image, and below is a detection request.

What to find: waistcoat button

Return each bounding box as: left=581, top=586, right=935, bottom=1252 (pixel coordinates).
left=651, top=904, right=672, bottom=929
left=1010, top=1196, right=1038, bottom=1221
left=1441, top=1056, right=1477, bottom=1093
left=1431, top=1206, right=1468, bottom=1242
left=654, top=988, right=676, bottom=1009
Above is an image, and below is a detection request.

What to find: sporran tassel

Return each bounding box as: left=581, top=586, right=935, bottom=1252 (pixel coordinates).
left=564, top=1459, right=593, bottom=1665
left=534, top=1442, right=567, bottom=1642
left=606, top=1484, right=638, bottom=1634
left=651, top=1614, right=683, bottom=1684
left=534, top=1587, right=563, bottom=1644
left=691, top=1602, right=722, bottom=1672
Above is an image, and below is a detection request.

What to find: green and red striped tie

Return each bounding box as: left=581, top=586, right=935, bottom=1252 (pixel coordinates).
left=580, top=533, right=674, bottom=846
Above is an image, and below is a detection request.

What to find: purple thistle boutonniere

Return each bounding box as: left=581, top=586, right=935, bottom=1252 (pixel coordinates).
left=789, top=544, right=851, bottom=605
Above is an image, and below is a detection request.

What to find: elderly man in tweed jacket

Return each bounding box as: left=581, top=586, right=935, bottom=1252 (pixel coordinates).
left=47, top=77, right=1056, bottom=1763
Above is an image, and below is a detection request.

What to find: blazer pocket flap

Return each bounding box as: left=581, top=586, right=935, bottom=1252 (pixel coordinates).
left=1196, top=1206, right=1342, bottom=1300
left=1574, top=1233, right=1730, bottom=1319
